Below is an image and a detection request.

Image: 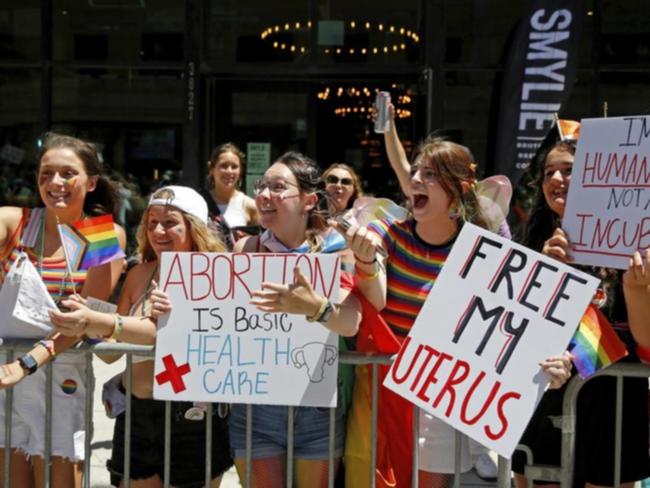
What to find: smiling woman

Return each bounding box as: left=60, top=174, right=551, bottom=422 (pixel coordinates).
left=46, top=185, right=233, bottom=487
left=0, top=133, right=126, bottom=488
left=201, top=143, right=259, bottom=233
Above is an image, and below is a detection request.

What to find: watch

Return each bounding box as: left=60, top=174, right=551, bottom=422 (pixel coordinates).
left=18, top=354, right=38, bottom=376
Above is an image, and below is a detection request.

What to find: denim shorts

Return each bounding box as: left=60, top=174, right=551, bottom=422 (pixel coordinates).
left=229, top=404, right=344, bottom=460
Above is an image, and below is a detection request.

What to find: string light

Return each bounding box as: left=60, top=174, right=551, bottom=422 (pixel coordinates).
left=259, top=19, right=419, bottom=57
left=317, top=85, right=413, bottom=119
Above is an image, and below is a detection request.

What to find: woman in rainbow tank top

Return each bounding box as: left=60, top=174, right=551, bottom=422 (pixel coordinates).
left=0, top=133, right=126, bottom=487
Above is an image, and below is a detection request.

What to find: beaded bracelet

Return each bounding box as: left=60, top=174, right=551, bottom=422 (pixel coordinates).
left=34, top=339, right=56, bottom=359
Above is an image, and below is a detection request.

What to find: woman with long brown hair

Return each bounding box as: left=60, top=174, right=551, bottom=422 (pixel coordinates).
left=0, top=133, right=126, bottom=487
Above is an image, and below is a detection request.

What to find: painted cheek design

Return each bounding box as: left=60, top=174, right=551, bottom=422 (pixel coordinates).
left=64, top=176, right=78, bottom=188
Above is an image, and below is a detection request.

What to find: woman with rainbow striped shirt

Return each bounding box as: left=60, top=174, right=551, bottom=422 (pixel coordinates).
left=0, top=133, right=126, bottom=487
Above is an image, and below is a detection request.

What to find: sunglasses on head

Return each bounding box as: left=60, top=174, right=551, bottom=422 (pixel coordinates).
left=326, top=175, right=353, bottom=186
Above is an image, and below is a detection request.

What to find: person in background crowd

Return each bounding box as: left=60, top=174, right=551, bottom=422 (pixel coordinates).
left=48, top=185, right=233, bottom=488
left=512, top=120, right=650, bottom=488
left=201, top=143, right=259, bottom=237
left=0, top=133, right=126, bottom=488
left=322, top=163, right=364, bottom=216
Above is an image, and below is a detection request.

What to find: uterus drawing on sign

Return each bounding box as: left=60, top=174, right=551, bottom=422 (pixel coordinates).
left=291, top=343, right=338, bottom=383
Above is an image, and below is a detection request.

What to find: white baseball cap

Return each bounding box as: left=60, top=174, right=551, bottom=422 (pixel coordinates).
left=148, top=185, right=209, bottom=224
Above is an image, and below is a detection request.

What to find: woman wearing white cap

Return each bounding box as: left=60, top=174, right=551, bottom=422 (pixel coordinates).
left=48, top=186, right=234, bottom=487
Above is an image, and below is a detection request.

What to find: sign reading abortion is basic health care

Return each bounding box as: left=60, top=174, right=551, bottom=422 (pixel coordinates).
left=153, top=252, right=340, bottom=408
left=384, top=224, right=599, bottom=458
left=563, top=115, right=650, bottom=269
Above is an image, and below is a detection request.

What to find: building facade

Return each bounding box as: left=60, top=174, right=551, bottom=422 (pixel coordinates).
left=0, top=0, right=648, bottom=204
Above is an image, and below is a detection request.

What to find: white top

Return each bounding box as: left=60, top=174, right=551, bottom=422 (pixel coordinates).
left=218, top=191, right=248, bottom=228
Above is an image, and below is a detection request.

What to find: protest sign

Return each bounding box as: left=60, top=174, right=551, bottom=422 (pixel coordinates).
left=383, top=224, right=599, bottom=458
left=153, top=252, right=340, bottom=407
left=563, top=116, right=650, bottom=269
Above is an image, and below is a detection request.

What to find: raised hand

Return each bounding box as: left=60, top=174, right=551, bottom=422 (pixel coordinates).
left=251, top=266, right=324, bottom=317
left=149, top=281, right=172, bottom=320
left=49, top=299, right=91, bottom=337
left=541, top=351, right=574, bottom=389
left=329, top=218, right=381, bottom=265
left=542, top=227, right=573, bottom=263
left=623, top=249, right=650, bottom=289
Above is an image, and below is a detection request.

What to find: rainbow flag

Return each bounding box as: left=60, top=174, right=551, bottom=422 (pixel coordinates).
left=58, top=214, right=124, bottom=272
left=569, top=304, right=628, bottom=379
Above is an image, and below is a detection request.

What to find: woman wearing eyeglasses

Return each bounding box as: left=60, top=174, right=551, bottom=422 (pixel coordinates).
left=322, top=164, right=363, bottom=215
left=229, top=152, right=361, bottom=488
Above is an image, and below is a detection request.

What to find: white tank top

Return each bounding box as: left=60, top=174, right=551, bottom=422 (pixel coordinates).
left=218, top=191, right=248, bottom=228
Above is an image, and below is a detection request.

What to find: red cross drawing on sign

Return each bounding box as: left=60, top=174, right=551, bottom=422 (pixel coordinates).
left=155, top=354, right=191, bottom=393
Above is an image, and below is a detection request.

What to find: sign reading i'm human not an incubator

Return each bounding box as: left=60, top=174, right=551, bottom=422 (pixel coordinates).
left=153, top=252, right=340, bottom=408
left=383, top=224, right=599, bottom=458
left=562, top=115, right=650, bottom=269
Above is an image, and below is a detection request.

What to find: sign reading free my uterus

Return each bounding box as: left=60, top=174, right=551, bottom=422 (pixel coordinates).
left=153, top=252, right=340, bottom=408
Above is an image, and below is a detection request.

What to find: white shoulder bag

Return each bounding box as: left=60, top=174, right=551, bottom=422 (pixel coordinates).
left=0, top=252, right=56, bottom=339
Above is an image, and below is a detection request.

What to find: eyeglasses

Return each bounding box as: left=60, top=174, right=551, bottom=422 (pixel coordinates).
left=326, top=175, right=353, bottom=186
left=253, top=178, right=298, bottom=196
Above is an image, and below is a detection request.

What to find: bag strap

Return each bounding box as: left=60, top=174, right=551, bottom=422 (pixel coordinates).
left=0, top=208, right=31, bottom=263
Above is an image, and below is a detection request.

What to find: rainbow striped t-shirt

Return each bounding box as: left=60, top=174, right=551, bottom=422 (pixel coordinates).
left=368, top=218, right=454, bottom=338
left=1, top=209, right=87, bottom=300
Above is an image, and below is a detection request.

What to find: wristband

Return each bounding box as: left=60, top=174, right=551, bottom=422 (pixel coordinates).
left=34, top=339, right=56, bottom=359
left=354, top=254, right=377, bottom=265
left=355, top=262, right=380, bottom=280
left=306, top=298, right=328, bottom=322
left=109, top=314, right=124, bottom=339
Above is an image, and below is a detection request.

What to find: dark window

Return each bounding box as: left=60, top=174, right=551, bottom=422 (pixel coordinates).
left=0, top=0, right=41, bottom=61
left=53, top=0, right=185, bottom=63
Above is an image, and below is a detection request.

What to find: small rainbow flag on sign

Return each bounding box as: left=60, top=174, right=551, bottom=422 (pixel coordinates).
left=58, top=214, right=124, bottom=272
left=569, top=303, right=628, bottom=379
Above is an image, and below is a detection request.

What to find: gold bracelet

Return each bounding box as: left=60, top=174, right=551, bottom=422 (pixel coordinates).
left=306, top=298, right=328, bottom=322
left=109, top=314, right=124, bottom=339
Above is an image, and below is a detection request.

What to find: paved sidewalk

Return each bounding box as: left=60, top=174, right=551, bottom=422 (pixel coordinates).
left=90, top=356, right=498, bottom=488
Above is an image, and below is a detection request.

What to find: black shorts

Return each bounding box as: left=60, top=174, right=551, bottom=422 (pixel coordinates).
left=107, top=395, right=233, bottom=487
left=513, top=355, right=650, bottom=487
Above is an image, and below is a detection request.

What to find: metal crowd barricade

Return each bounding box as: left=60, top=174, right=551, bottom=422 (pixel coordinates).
left=518, top=362, right=650, bottom=488
left=0, top=340, right=515, bottom=488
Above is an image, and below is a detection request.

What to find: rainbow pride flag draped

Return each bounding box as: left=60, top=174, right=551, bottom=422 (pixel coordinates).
left=569, top=303, right=628, bottom=379
left=58, top=214, right=124, bottom=271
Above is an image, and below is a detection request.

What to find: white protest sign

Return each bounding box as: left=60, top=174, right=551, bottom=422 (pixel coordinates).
left=563, top=116, right=650, bottom=269
left=153, top=252, right=340, bottom=407
left=383, top=224, right=599, bottom=458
